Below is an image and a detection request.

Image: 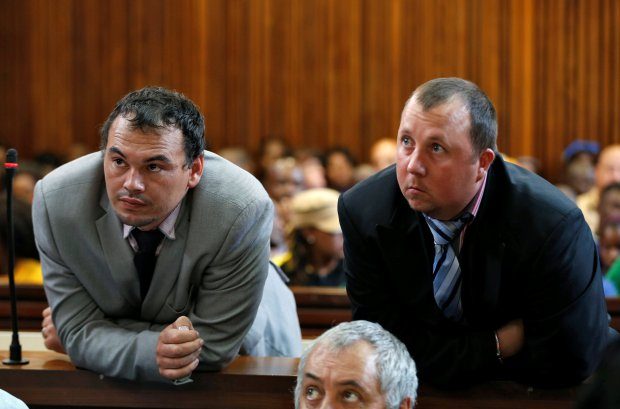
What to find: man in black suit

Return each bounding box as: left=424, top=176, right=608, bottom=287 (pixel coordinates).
left=338, top=77, right=609, bottom=387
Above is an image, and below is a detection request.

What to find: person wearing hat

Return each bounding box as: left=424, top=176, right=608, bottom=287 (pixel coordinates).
left=577, top=144, right=620, bottom=236
left=282, top=188, right=345, bottom=287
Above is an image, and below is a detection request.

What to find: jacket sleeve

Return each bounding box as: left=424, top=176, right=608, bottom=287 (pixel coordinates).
left=338, top=195, right=499, bottom=387
left=189, top=196, right=273, bottom=370
left=516, top=207, right=608, bottom=386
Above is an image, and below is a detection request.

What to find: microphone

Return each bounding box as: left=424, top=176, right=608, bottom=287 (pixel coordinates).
left=3, top=149, right=28, bottom=365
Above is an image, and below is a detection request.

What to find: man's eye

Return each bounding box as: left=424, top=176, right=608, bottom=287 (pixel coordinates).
left=305, top=386, right=320, bottom=401
left=431, top=143, right=444, bottom=152
left=343, top=390, right=360, bottom=402
left=401, top=136, right=411, bottom=146
left=147, top=164, right=161, bottom=172
left=113, top=158, right=125, bottom=166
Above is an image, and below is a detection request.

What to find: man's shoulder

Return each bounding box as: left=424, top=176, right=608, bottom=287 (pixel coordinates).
left=192, top=151, right=271, bottom=211
left=342, top=165, right=398, bottom=202
left=37, top=152, right=103, bottom=196
left=506, top=163, right=576, bottom=213
left=340, top=165, right=401, bottom=223
left=497, top=160, right=580, bottom=226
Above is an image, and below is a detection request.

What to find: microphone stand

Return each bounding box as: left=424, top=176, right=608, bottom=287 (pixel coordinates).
left=3, top=148, right=28, bottom=365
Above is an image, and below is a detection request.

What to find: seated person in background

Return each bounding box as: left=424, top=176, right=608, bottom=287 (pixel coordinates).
left=240, top=262, right=302, bottom=357
left=0, top=195, right=42, bottom=285
left=577, top=144, right=620, bottom=235
left=370, top=138, right=397, bottom=172
left=556, top=160, right=596, bottom=202
left=597, top=216, right=620, bottom=296
left=295, top=320, right=418, bottom=409
left=33, top=87, right=273, bottom=383
left=217, top=146, right=257, bottom=176
left=13, top=161, right=43, bottom=204
left=598, top=183, right=620, bottom=234
left=294, top=148, right=327, bottom=189
left=256, top=136, right=290, bottom=181
left=339, top=77, right=610, bottom=387
left=555, top=140, right=599, bottom=201
left=262, top=156, right=305, bottom=228
left=282, top=188, right=345, bottom=287
left=324, top=147, right=357, bottom=192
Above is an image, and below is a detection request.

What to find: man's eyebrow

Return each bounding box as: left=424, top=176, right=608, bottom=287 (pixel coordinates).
left=145, top=154, right=173, bottom=163
left=304, top=372, right=321, bottom=382
left=336, top=380, right=364, bottom=389
left=108, top=146, right=125, bottom=157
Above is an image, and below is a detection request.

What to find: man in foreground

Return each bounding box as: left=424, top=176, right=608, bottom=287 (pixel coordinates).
left=34, top=86, right=273, bottom=382
left=338, top=77, right=609, bottom=387
left=295, top=320, right=418, bottom=409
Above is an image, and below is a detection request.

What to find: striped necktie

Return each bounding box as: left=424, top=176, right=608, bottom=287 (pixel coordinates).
left=424, top=213, right=472, bottom=321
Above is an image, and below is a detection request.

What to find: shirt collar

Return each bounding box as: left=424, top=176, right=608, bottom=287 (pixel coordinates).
left=122, top=201, right=182, bottom=240
left=464, top=170, right=488, bottom=219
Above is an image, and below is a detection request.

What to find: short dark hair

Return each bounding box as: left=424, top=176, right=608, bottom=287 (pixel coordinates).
left=410, top=77, right=498, bottom=154
left=100, top=86, right=205, bottom=166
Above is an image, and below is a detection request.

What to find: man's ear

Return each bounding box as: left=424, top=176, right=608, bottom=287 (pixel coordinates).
left=399, top=396, right=413, bottom=409
left=477, top=148, right=496, bottom=180
left=187, top=155, right=204, bottom=188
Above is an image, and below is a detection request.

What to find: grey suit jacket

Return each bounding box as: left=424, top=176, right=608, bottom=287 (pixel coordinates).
left=33, top=151, right=273, bottom=382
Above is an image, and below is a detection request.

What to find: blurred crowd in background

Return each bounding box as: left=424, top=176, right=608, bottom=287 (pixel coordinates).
left=1, top=137, right=620, bottom=296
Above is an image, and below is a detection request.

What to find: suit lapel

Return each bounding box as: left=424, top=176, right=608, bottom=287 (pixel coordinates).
left=460, top=158, right=508, bottom=326
left=95, top=192, right=141, bottom=310
left=376, top=194, right=443, bottom=320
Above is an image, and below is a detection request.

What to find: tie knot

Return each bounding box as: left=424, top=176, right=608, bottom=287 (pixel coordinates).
left=424, top=213, right=472, bottom=245
left=131, top=229, right=164, bottom=253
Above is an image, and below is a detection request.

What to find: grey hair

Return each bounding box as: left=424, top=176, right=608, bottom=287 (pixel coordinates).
left=406, top=77, right=498, bottom=155
left=295, top=320, right=418, bottom=409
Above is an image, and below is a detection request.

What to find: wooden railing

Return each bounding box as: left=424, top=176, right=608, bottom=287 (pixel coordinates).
left=1, top=284, right=619, bottom=338
left=289, top=286, right=351, bottom=337
left=0, top=350, right=579, bottom=409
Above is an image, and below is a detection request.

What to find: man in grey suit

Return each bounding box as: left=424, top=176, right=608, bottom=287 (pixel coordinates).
left=33, top=87, right=274, bottom=383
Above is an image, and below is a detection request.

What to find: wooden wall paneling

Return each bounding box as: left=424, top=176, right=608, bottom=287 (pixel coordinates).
left=506, top=0, right=535, bottom=160
left=264, top=0, right=289, bottom=145
left=224, top=0, right=250, bottom=150
left=613, top=0, right=620, bottom=146
left=198, top=0, right=226, bottom=151
left=283, top=0, right=301, bottom=149
left=361, top=0, right=391, bottom=151
left=0, top=1, right=29, bottom=156
left=325, top=0, right=362, bottom=160
left=2, top=0, right=620, bottom=182
left=27, top=0, right=51, bottom=156
left=536, top=0, right=564, bottom=181
left=72, top=0, right=106, bottom=152
left=294, top=0, right=329, bottom=153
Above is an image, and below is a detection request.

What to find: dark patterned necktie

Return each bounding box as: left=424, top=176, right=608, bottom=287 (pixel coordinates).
left=424, top=213, right=472, bottom=321
left=131, top=229, right=164, bottom=300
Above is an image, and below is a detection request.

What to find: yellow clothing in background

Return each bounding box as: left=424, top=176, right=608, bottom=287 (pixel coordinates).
left=13, top=258, right=43, bottom=285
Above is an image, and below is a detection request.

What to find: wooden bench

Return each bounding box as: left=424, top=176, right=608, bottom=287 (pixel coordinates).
left=290, top=286, right=351, bottom=337
left=0, top=284, right=47, bottom=331
left=2, top=284, right=619, bottom=337
left=0, top=350, right=580, bottom=409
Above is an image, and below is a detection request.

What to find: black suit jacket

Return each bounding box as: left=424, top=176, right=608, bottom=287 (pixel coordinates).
left=338, top=156, right=609, bottom=387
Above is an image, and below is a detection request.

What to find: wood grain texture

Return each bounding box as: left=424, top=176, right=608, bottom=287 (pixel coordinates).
left=0, top=351, right=579, bottom=409
left=0, top=0, right=618, bottom=182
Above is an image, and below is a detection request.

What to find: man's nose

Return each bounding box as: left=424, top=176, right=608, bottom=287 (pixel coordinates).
left=406, top=150, right=426, bottom=176
left=123, top=168, right=145, bottom=192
